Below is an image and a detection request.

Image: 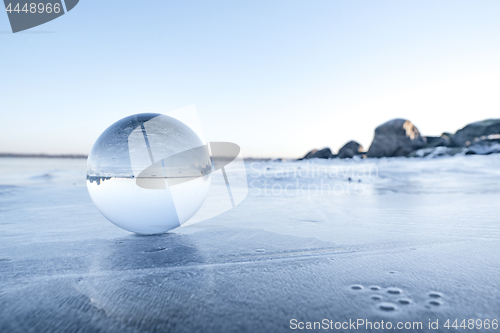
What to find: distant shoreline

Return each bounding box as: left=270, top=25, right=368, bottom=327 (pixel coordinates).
left=0, top=153, right=88, bottom=159
left=0, top=154, right=289, bottom=162
left=0, top=153, right=277, bottom=161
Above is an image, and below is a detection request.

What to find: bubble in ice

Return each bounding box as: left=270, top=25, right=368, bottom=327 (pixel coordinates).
left=378, top=302, right=397, bottom=311
left=428, top=299, right=442, bottom=306
left=86, top=113, right=212, bottom=235
left=428, top=291, right=442, bottom=298
left=387, top=287, right=402, bottom=295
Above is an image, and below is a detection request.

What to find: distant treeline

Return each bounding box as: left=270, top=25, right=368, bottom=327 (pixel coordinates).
left=0, top=153, right=88, bottom=159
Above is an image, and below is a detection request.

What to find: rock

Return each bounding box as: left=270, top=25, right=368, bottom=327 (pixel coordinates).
left=465, top=135, right=500, bottom=155
left=423, top=134, right=452, bottom=148
left=300, top=147, right=334, bottom=160
left=451, top=119, right=500, bottom=147
left=408, top=146, right=465, bottom=158
left=366, top=119, right=427, bottom=158
left=424, top=136, right=441, bottom=146
left=337, top=141, right=363, bottom=159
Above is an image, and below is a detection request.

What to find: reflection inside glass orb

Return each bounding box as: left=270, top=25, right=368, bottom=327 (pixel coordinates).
left=86, top=113, right=211, bottom=235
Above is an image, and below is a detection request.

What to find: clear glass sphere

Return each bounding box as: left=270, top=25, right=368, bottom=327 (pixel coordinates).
left=87, top=113, right=211, bottom=235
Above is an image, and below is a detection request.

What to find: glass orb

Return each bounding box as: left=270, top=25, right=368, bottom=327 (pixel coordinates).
left=87, top=113, right=211, bottom=235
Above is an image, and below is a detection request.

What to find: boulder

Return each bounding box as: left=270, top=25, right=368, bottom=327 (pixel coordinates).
left=423, top=134, right=452, bottom=148
left=408, top=146, right=465, bottom=158
left=300, top=147, right=334, bottom=160
left=366, top=119, right=426, bottom=158
left=408, top=133, right=500, bottom=157
left=337, top=141, right=363, bottom=159
left=451, top=119, right=500, bottom=147
left=465, top=135, right=500, bottom=155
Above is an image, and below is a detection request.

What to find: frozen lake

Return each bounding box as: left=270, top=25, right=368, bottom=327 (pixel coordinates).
left=1, top=155, right=500, bottom=332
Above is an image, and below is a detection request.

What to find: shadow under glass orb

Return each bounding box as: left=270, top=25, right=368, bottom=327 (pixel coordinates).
left=74, top=232, right=217, bottom=331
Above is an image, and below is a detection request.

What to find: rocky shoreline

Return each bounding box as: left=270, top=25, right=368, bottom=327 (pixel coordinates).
left=300, top=118, right=500, bottom=160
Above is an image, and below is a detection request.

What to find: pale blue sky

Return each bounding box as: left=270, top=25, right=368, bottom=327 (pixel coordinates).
left=1, top=1, right=500, bottom=158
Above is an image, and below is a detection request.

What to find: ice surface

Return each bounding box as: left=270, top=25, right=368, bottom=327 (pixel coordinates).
left=1, top=155, right=500, bottom=332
